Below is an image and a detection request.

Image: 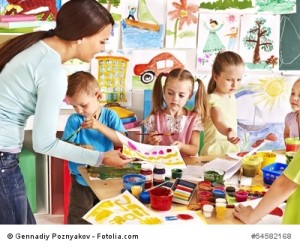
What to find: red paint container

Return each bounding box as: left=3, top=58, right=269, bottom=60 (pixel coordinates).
left=198, top=181, right=212, bottom=191
left=149, top=187, right=173, bottom=211
left=197, top=191, right=213, bottom=203
left=235, top=190, right=248, bottom=202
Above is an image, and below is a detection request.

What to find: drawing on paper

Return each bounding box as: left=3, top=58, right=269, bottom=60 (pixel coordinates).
left=203, top=19, right=225, bottom=54
left=94, top=55, right=129, bottom=103
left=133, top=52, right=184, bottom=84
left=1, top=0, right=60, bottom=20
left=166, top=0, right=199, bottom=48
left=241, top=15, right=280, bottom=71
left=121, top=0, right=164, bottom=49
left=236, top=75, right=294, bottom=151
left=256, top=0, right=296, bottom=14
left=199, top=0, right=254, bottom=11
left=116, top=132, right=186, bottom=168
left=83, top=191, right=163, bottom=225
left=196, top=14, right=240, bottom=71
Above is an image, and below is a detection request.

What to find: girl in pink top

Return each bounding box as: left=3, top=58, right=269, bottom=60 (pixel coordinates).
left=144, top=68, right=209, bottom=156
left=284, top=78, right=300, bottom=138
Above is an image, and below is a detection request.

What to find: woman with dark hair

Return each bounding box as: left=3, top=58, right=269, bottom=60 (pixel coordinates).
left=0, top=0, right=132, bottom=224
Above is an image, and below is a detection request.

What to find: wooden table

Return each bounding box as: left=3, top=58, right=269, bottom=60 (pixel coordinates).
left=78, top=152, right=284, bottom=224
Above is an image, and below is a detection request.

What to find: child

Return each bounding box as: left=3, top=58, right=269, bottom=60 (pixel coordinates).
left=201, top=51, right=244, bottom=156
left=284, top=78, right=300, bottom=139
left=62, top=71, right=126, bottom=224
left=233, top=150, right=300, bottom=224
left=143, top=68, right=209, bottom=157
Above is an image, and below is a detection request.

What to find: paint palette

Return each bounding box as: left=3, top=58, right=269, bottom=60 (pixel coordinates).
left=171, top=179, right=197, bottom=205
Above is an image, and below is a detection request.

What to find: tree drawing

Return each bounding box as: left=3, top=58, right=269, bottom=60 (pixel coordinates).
left=243, top=17, right=273, bottom=64
left=98, top=0, right=121, bottom=11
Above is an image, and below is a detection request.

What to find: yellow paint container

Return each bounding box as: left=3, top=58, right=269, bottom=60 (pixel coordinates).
left=256, top=152, right=276, bottom=175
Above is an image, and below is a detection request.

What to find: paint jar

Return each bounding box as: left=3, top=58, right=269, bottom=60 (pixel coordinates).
left=198, top=180, right=212, bottom=191
left=216, top=202, right=227, bottom=220
left=286, top=151, right=296, bottom=165
left=204, top=169, right=225, bottom=183
left=202, top=204, right=214, bottom=218
left=171, top=169, right=182, bottom=179
left=149, top=187, right=173, bottom=211
left=140, top=191, right=150, bottom=204
left=235, top=189, right=249, bottom=202
left=153, top=163, right=165, bottom=186
left=215, top=198, right=226, bottom=204
left=285, top=138, right=300, bottom=152
left=225, top=186, right=236, bottom=197
left=242, top=155, right=263, bottom=177
left=256, top=152, right=276, bottom=175
left=131, top=185, right=142, bottom=199
left=212, top=189, right=226, bottom=201
left=197, top=191, right=213, bottom=203
left=140, top=163, right=153, bottom=189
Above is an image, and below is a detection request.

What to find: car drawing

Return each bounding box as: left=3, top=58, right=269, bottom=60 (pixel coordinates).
left=133, top=52, right=184, bottom=84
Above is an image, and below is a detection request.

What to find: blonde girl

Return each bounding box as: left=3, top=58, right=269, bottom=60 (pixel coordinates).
left=201, top=51, right=244, bottom=156
left=144, top=68, right=209, bottom=157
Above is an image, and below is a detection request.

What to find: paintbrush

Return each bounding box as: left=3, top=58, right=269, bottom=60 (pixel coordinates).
left=135, top=132, right=174, bottom=136
left=64, top=111, right=97, bottom=142
left=238, top=166, right=243, bottom=186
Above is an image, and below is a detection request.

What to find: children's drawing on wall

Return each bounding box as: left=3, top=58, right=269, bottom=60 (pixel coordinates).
left=116, top=132, right=186, bottom=169
left=279, top=2, right=300, bottom=71
left=120, top=0, right=164, bottom=49
left=165, top=0, right=199, bottom=48
left=256, top=0, right=296, bottom=14
left=225, top=26, right=239, bottom=51
left=99, top=1, right=122, bottom=51
left=90, top=52, right=132, bottom=107
left=130, top=49, right=186, bottom=90
left=199, top=0, right=255, bottom=13
left=203, top=19, right=225, bottom=53
left=196, top=13, right=240, bottom=71
left=236, top=75, right=295, bottom=151
left=239, top=15, right=280, bottom=72
left=0, top=0, right=60, bottom=20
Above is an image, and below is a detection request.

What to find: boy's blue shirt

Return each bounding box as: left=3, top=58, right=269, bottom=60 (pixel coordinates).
left=62, top=107, right=126, bottom=186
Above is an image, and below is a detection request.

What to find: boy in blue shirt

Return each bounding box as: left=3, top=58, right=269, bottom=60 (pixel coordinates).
left=62, top=71, right=126, bottom=224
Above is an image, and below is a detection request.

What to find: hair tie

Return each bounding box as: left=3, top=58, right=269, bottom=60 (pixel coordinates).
left=47, top=29, right=55, bottom=37
left=162, top=72, right=169, bottom=77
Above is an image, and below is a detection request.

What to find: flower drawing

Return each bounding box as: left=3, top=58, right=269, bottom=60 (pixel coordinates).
left=167, top=0, right=199, bottom=46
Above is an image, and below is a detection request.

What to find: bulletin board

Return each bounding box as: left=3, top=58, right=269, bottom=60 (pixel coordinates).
left=279, top=0, right=300, bottom=71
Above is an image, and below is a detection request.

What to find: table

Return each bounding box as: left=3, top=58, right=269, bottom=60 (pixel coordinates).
left=78, top=151, right=285, bottom=224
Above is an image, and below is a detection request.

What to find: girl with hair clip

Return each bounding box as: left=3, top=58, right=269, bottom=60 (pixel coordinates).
left=201, top=51, right=244, bottom=156
left=0, top=0, right=132, bottom=224
left=143, top=68, right=209, bottom=157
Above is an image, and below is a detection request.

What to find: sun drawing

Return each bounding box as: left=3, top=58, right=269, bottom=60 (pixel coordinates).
left=248, top=77, right=290, bottom=111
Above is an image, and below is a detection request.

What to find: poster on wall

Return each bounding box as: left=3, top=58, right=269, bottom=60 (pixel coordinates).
left=239, top=14, right=280, bottom=72
left=236, top=74, right=296, bottom=151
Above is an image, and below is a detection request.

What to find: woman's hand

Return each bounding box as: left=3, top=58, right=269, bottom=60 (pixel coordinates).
left=102, top=150, right=134, bottom=168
